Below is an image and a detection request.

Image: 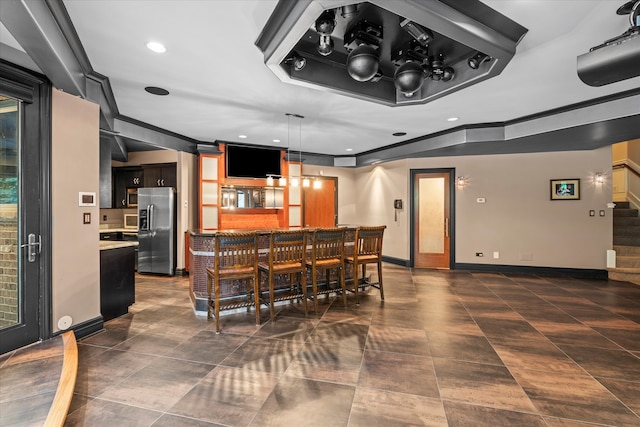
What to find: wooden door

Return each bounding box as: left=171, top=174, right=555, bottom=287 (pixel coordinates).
left=413, top=171, right=452, bottom=268
left=303, top=178, right=336, bottom=227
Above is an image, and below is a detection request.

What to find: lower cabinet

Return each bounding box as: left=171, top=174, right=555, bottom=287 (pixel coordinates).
left=100, top=246, right=135, bottom=321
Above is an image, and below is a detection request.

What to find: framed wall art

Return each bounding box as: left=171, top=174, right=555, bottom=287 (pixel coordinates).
left=550, top=179, right=580, bottom=200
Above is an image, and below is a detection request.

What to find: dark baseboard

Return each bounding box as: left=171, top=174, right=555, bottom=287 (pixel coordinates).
left=175, top=268, right=188, bottom=277
left=454, top=263, right=608, bottom=280
left=190, top=290, right=208, bottom=313
left=382, top=256, right=411, bottom=267
left=54, top=316, right=104, bottom=340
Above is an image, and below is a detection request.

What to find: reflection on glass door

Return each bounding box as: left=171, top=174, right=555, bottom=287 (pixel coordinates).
left=0, top=96, right=19, bottom=330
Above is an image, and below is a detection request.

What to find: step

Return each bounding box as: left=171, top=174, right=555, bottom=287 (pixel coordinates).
left=614, top=256, right=640, bottom=268
left=613, top=225, right=640, bottom=236
left=613, top=245, right=640, bottom=256
left=614, top=217, right=640, bottom=226
left=614, top=201, right=631, bottom=209
left=608, top=268, right=640, bottom=285
left=613, top=235, right=640, bottom=246
left=613, top=208, right=639, bottom=217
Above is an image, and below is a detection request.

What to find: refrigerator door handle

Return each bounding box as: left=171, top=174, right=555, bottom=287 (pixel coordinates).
left=149, top=204, right=154, bottom=232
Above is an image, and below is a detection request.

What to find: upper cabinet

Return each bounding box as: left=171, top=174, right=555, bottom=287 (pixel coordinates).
left=143, top=163, right=176, bottom=187
left=112, top=166, right=143, bottom=208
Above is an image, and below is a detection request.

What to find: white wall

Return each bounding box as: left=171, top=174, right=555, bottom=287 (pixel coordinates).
left=351, top=147, right=613, bottom=269
left=51, top=89, right=101, bottom=333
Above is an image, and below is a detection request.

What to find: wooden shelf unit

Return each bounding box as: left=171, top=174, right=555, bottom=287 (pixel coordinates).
left=198, top=144, right=295, bottom=230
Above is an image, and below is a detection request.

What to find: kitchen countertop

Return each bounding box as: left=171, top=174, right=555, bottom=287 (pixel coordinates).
left=100, top=228, right=138, bottom=233
left=100, top=241, right=139, bottom=250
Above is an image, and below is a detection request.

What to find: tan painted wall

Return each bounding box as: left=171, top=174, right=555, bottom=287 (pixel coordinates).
left=352, top=147, right=613, bottom=269
left=51, top=89, right=100, bottom=332
left=112, top=150, right=178, bottom=166
left=112, top=149, right=196, bottom=270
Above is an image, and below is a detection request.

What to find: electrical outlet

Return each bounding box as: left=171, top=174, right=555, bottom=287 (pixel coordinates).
left=103, top=215, right=107, bottom=221
left=476, top=252, right=484, bottom=257
left=493, top=251, right=500, bottom=259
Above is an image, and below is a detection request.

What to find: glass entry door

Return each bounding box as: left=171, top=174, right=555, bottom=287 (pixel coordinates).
left=0, top=89, right=45, bottom=353
left=412, top=170, right=454, bottom=269
left=0, top=96, right=21, bottom=331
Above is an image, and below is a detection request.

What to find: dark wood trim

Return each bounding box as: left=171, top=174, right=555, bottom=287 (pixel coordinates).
left=409, top=168, right=456, bottom=268
left=381, top=255, right=410, bottom=267
left=454, top=263, right=608, bottom=280
left=613, top=163, right=640, bottom=180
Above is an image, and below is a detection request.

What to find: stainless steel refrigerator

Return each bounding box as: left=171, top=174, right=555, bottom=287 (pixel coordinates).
left=138, top=187, right=175, bottom=275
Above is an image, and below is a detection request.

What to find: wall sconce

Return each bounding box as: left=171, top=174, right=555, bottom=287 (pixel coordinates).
left=278, top=176, right=287, bottom=186
left=313, top=179, right=322, bottom=189
left=457, top=176, right=467, bottom=188
left=302, top=177, right=311, bottom=188
left=266, top=175, right=274, bottom=186
left=595, top=173, right=604, bottom=184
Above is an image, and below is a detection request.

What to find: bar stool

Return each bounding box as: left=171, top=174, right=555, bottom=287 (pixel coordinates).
left=306, top=228, right=347, bottom=313
left=344, top=225, right=386, bottom=304
left=206, top=231, right=259, bottom=333
left=258, top=230, right=308, bottom=322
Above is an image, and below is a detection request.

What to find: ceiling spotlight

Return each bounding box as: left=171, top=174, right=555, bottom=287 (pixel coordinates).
left=400, top=19, right=433, bottom=47
left=317, top=34, right=334, bottom=56
left=468, top=52, right=491, bottom=69
left=394, top=61, right=425, bottom=95
left=315, top=10, right=336, bottom=34
left=285, top=52, right=307, bottom=71
left=146, top=41, right=166, bottom=53
left=430, top=54, right=455, bottom=82
left=340, top=4, right=358, bottom=20
left=347, top=45, right=379, bottom=82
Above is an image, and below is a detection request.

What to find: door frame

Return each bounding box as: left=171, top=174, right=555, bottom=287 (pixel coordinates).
left=0, top=60, right=52, bottom=353
left=409, top=168, right=456, bottom=268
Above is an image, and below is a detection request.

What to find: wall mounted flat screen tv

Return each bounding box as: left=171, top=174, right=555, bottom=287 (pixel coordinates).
left=226, top=145, right=282, bottom=179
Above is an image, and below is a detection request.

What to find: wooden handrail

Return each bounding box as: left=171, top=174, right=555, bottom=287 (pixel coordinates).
left=613, top=162, right=640, bottom=180
left=45, top=331, right=78, bottom=427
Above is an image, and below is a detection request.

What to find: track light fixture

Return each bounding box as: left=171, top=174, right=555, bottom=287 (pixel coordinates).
left=315, top=10, right=336, bottom=56
left=394, top=61, right=425, bottom=96
left=468, top=52, right=491, bottom=69
left=285, top=52, right=307, bottom=71
left=430, top=54, right=455, bottom=82
left=347, top=44, right=380, bottom=82
left=258, top=1, right=527, bottom=106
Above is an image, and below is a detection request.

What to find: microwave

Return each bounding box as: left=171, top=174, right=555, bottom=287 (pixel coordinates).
left=124, top=214, right=138, bottom=229
left=126, top=188, right=138, bottom=207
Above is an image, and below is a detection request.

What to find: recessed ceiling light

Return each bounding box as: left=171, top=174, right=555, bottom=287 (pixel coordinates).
left=346, top=148, right=353, bottom=152
left=273, top=139, right=280, bottom=143
left=146, top=41, right=166, bottom=53
left=447, top=117, right=459, bottom=122
left=238, top=135, right=247, bottom=139
left=144, top=86, right=169, bottom=96
left=392, top=132, right=407, bottom=137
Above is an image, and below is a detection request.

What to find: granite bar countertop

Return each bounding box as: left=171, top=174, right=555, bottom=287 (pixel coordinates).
left=189, top=226, right=356, bottom=237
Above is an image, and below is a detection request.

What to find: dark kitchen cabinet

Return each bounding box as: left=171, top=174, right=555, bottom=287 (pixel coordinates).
left=143, top=163, right=176, bottom=188
left=112, top=166, right=144, bottom=208
left=100, top=245, right=135, bottom=321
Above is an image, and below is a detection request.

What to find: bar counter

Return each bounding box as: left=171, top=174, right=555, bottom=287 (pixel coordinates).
left=188, top=227, right=356, bottom=313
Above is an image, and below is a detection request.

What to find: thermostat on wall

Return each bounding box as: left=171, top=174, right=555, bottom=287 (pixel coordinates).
left=78, top=192, right=96, bottom=206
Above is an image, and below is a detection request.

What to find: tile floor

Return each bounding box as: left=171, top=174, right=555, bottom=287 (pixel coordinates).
left=63, top=265, right=640, bottom=426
